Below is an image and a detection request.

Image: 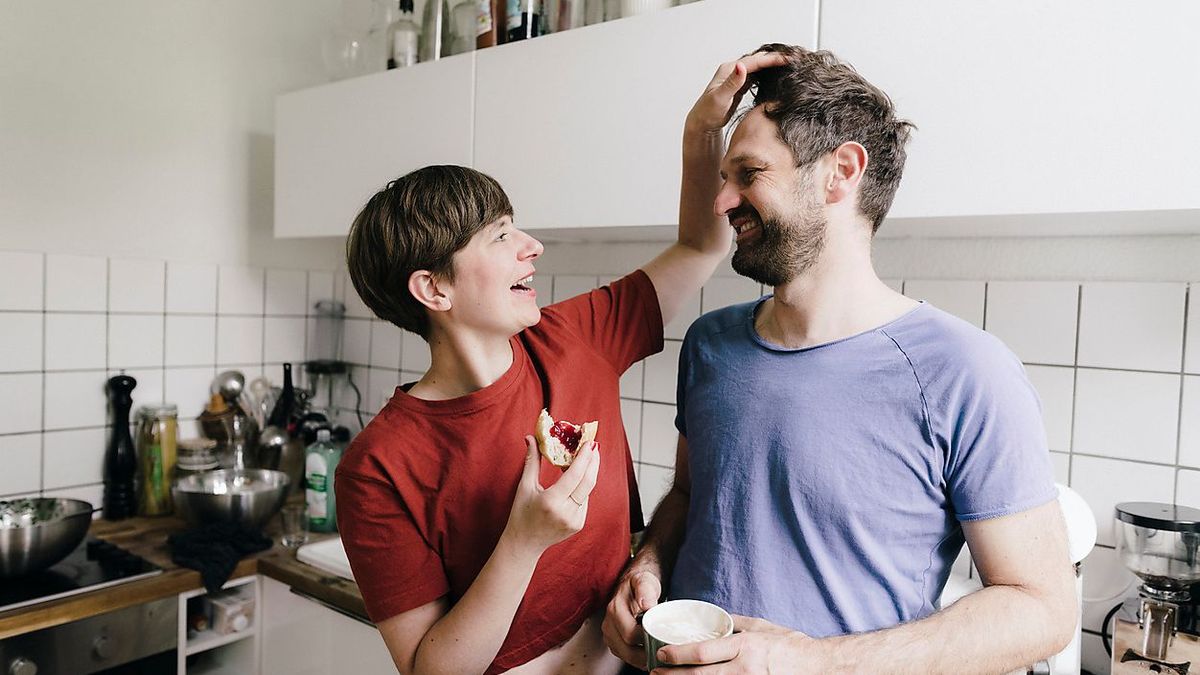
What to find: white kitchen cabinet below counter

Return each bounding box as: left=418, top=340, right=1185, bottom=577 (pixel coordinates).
left=259, top=575, right=395, bottom=674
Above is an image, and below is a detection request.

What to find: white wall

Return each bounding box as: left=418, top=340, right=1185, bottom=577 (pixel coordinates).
left=0, top=0, right=345, bottom=269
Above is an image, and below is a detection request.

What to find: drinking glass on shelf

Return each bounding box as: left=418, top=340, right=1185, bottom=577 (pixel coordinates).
left=280, top=503, right=308, bottom=549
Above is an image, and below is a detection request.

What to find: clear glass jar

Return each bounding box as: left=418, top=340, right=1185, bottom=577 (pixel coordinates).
left=136, top=404, right=178, bottom=516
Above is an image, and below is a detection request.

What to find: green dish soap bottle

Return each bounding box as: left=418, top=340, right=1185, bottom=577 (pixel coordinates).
left=305, top=429, right=341, bottom=533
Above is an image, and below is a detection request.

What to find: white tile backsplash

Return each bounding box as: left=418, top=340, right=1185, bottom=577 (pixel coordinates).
left=620, top=361, right=644, bottom=399
left=108, top=258, right=165, bottom=313
left=166, top=261, right=217, bottom=313
left=343, top=273, right=373, bottom=319
left=42, top=427, right=106, bottom=490
left=43, top=371, right=106, bottom=430
left=218, top=266, right=265, bottom=315
left=0, top=373, right=43, bottom=434
left=368, top=368, right=399, bottom=413
left=343, top=318, right=371, bottom=366
left=1078, top=282, right=1186, bottom=372
left=0, top=251, right=43, bottom=311
left=642, top=340, right=680, bottom=404
left=1073, top=369, right=1180, bottom=464
left=904, top=280, right=986, bottom=328
left=640, top=402, right=678, bottom=467
left=0, top=434, right=40, bottom=496
left=1188, top=283, right=1200, bottom=375
left=639, top=464, right=674, bottom=517
left=217, top=316, right=264, bottom=365
left=164, top=367, right=217, bottom=418
left=165, top=315, right=216, bottom=367
left=1025, top=365, right=1074, bottom=452
left=308, top=271, right=335, bottom=310
left=1072, top=455, right=1175, bottom=547
left=369, top=321, right=401, bottom=370
left=45, top=254, right=106, bottom=312
left=264, top=317, right=307, bottom=364
left=265, top=269, right=308, bottom=316
left=1177, top=468, right=1200, bottom=509
left=1050, top=451, right=1070, bottom=484
left=44, top=314, right=106, bottom=371
left=529, top=275, right=553, bottom=309
left=0, top=313, right=43, bottom=372
left=552, top=275, right=598, bottom=303
left=401, top=330, right=431, bottom=373
left=985, top=281, right=1078, bottom=366
left=1080, top=546, right=1137, bottom=633
left=1181, top=376, right=1200, bottom=469
left=119, top=368, right=165, bottom=411
left=702, top=276, right=761, bottom=314
left=108, top=315, right=164, bottom=369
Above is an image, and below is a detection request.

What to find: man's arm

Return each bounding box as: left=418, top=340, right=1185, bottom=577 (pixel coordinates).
left=641, top=53, right=786, bottom=325
left=602, top=434, right=693, bottom=668
left=657, top=499, right=1078, bottom=674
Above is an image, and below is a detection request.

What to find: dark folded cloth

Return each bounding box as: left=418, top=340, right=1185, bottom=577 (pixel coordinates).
left=168, top=522, right=272, bottom=593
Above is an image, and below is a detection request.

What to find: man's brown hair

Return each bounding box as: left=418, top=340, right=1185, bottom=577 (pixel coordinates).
left=346, top=165, right=513, bottom=339
left=747, top=44, right=915, bottom=233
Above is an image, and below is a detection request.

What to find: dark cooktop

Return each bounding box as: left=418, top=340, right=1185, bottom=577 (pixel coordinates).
left=0, top=538, right=163, bottom=614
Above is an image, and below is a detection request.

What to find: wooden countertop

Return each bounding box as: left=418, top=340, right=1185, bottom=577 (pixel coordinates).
left=0, top=511, right=368, bottom=640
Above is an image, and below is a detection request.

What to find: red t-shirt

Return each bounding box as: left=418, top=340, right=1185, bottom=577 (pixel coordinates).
left=335, top=270, right=663, bottom=673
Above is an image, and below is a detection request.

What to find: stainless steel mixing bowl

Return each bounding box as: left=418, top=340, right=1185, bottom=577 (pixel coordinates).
left=172, top=469, right=290, bottom=529
left=0, top=498, right=95, bottom=577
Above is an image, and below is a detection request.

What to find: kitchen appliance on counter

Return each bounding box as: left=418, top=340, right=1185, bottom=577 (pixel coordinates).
left=1110, top=502, right=1200, bottom=674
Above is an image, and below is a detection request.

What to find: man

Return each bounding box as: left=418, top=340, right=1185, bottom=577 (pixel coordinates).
left=602, top=44, right=1076, bottom=674
left=334, top=54, right=787, bottom=674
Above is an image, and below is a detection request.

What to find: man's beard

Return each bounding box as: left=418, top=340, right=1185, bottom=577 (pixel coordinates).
left=729, top=195, right=827, bottom=288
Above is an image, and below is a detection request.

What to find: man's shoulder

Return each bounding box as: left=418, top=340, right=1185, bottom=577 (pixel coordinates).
left=688, top=299, right=757, bottom=342
left=885, top=304, right=1021, bottom=379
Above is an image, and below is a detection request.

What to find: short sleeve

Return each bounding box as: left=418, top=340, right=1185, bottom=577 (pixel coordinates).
left=541, top=269, right=664, bottom=375
left=938, top=347, right=1058, bottom=522
left=335, top=469, right=450, bottom=622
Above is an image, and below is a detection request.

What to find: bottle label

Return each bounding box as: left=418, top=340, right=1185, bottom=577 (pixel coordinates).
left=506, top=0, right=521, bottom=30
left=477, top=0, right=494, bottom=36
left=306, top=453, right=329, bottom=524
left=392, top=31, right=418, bottom=68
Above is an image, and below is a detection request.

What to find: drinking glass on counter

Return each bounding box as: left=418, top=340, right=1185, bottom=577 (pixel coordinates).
left=280, top=503, right=309, bottom=549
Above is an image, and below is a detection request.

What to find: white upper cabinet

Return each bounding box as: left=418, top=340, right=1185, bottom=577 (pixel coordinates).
left=473, top=0, right=818, bottom=232
left=275, top=55, right=475, bottom=238
left=820, top=0, right=1200, bottom=237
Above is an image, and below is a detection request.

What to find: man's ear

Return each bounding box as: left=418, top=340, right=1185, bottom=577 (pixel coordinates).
left=825, top=141, right=868, bottom=205
left=408, top=270, right=452, bottom=312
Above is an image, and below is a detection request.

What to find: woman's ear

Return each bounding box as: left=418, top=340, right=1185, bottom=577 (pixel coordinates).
left=408, top=270, right=452, bottom=312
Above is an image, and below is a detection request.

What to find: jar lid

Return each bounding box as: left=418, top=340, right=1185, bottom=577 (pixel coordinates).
left=1116, top=502, right=1200, bottom=533
left=178, top=438, right=218, bottom=451
left=137, top=404, right=178, bottom=418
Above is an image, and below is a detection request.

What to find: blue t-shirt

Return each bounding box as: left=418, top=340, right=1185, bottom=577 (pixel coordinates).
left=669, top=299, right=1057, bottom=637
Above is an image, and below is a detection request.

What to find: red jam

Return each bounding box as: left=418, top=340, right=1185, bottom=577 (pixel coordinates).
left=550, top=420, right=583, bottom=451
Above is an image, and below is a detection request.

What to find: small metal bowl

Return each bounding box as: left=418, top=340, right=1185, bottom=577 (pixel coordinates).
left=172, top=469, right=290, bottom=530
left=0, top=498, right=94, bottom=578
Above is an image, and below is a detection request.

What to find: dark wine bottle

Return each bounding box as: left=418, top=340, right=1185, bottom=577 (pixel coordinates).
left=505, top=0, right=541, bottom=42
left=103, top=374, right=138, bottom=521
left=267, top=363, right=297, bottom=429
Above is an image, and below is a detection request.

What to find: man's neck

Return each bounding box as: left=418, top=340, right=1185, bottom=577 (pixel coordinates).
left=408, top=330, right=515, bottom=401
left=756, top=226, right=917, bottom=349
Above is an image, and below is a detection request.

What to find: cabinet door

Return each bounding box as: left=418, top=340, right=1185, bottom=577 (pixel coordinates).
left=259, top=576, right=394, bottom=674
left=275, top=57, right=475, bottom=238
left=821, top=0, right=1200, bottom=234
left=473, top=0, right=818, bottom=233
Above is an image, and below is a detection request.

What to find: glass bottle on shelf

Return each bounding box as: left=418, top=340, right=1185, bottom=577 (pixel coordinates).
left=388, top=0, right=419, bottom=69
left=506, top=0, right=542, bottom=42
left=420, top=0, right=454, bottom=62
left=477, top=0, right=504, bottom=47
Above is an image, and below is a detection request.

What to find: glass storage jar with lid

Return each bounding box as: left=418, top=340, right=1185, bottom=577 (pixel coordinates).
left=135, top=404, right=178, bottom=516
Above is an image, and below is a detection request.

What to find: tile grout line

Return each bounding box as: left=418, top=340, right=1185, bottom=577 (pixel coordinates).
left=1175, top=284, right=1191, bottom=505
left=1068, top=283, right=1082, bottom=488
left=39, top=253, right=47, bottom=497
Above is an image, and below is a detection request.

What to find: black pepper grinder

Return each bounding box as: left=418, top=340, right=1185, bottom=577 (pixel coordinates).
left=103, top=374, right=138, bottom=520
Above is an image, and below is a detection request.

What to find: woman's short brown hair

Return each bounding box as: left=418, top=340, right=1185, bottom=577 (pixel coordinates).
left=748, top=44, right=915, bottom=234
left=346, top=165, right=513, bottom=339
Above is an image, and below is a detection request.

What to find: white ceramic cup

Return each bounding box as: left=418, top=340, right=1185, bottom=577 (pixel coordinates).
left=642, top=599, right=734, bottom=670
